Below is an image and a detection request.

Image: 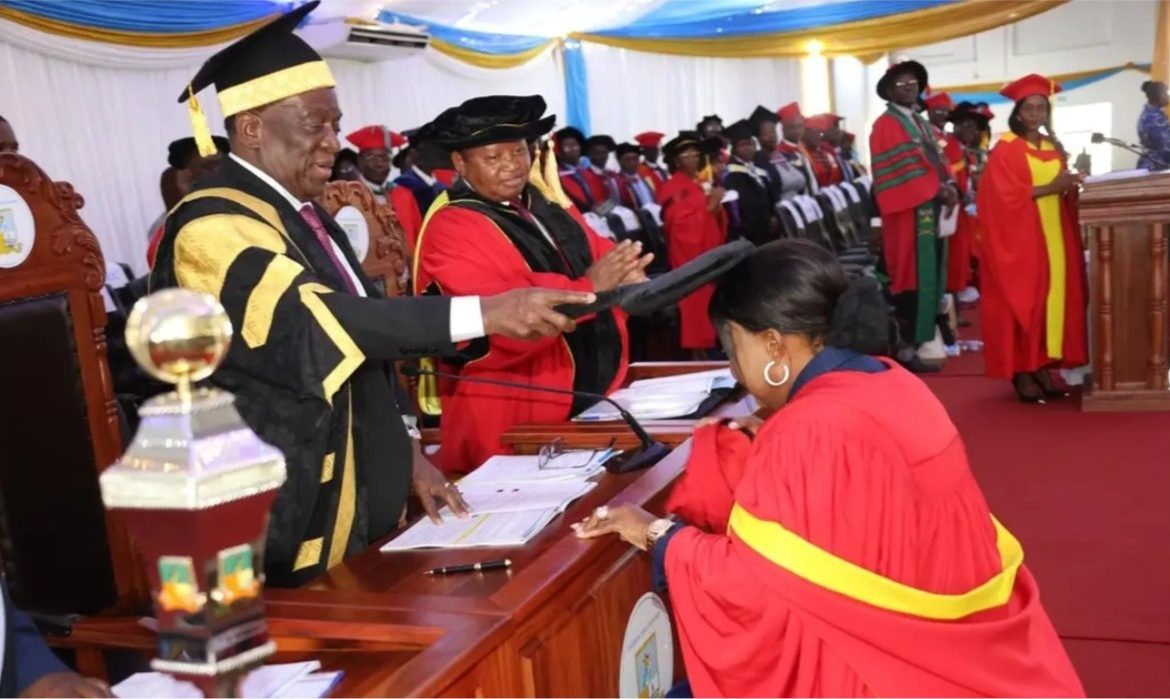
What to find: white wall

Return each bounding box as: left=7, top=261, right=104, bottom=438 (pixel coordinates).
left=832, top=0, right=1158, bottom=171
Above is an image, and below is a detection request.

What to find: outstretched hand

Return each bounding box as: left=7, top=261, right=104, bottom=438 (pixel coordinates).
left=481, top=288, right=596, bottom=340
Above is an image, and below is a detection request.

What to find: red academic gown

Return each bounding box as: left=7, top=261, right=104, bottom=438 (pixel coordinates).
left=944, top=133, right=976, bottom=292
left=414, top=201, right=629, bottom=475
left=657, top=172, right=726, bottom=349
left=390, top=185, right=423, bottom=257
left=663, top=363, right=1084, bottom=698
left=638, top=161, right=667, bottom=188
left=616, top=171, right=658, bottom=209
left=976, top=133, right=1087, bottom=379
left=581, top=167, right=614, bottom=204
left=811, top=142, right=844, bottom=187
left=869, top=110, right=944, bottom=293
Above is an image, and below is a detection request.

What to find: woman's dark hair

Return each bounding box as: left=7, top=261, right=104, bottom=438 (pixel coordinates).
left=1142, top=80, right=1165, bottom=100
left=709, top=239, right=890, bottom=354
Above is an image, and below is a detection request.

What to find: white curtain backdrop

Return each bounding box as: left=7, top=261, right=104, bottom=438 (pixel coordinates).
left=0, top=18, right=797, bottom=271
left=0, top=19, right=564, bottom=272
left=582, top=42, right=801, bottom=140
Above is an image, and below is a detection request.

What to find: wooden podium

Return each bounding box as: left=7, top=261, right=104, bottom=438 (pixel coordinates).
left=1079, top=173, right=1170, bottom=411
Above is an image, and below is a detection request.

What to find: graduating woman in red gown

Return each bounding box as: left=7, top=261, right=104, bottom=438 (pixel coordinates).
left=657, top=131, right=727, bottom=355
left=977, top=74, right=1087, bottom=402
left=576, top=240, right=1083, bottom=698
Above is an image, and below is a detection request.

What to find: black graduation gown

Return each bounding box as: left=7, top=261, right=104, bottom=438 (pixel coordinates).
left=725, top=159, right=776, bottom=245
left=149, top=157, right=455, bottom=586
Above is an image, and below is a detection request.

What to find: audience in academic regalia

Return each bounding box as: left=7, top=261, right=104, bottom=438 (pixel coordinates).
left=803, top=114, right=844, bottom=188
left=346, top=124, right=404, bottom=202
left=635, top=131, right=670, bottom=185
left=776, top=102, right=819, bottom=195
left=750, top=105, right=807, bottom=203
left=696, top=114, right=724, bottom=140
left=721, top=119, right=778, bottom=245
left=658, top=131, right=727, bottom=357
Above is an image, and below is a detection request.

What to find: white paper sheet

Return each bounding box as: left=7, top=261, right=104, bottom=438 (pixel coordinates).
left=380, top=508, right=561, bottom=551
left=445, top=480, right=597, bottom=517
left=456, top=453, right=612, bottom=488
left=114, top=662, right=333, bottom=699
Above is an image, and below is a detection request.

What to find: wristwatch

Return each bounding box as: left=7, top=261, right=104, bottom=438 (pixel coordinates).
left=401, top=415, right=422, bottom=440
left=646, top=518, right=675, bottom=549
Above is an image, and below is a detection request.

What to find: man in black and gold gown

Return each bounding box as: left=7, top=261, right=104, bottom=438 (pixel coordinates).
left=149, top=1, right=592, bottom=586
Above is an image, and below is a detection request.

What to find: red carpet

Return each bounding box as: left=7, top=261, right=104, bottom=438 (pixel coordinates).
left=922, top=306, right=1170, bottom=696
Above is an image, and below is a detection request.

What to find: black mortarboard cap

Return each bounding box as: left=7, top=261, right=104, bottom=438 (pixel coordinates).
left=415, top=95, right=556, bottom=150
left=178, top=1, right=335, bottom=156
left=556, top=240, right=756, bottom=318
left=167, top=136, right=229, bottom=170
left=948, top=101, right=990, bottom=128
left=697, top=114, right=724, bottom=130
left=722, top=119, right=755, bottom=146
left=584, top=135, right=617, bottom=151
left=748, top=105, right=779, bottom=130
left=615, top=142, right=641, bottom=158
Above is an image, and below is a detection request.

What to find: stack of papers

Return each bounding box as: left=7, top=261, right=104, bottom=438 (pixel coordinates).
left=381, top=452, right=608, bottom=552
left=114, top=661, right=341, bottom=698
left=575, top=368, right=735, bottom=421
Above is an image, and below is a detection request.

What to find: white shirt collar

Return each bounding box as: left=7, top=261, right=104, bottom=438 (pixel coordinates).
left=412, top=165, right=437, bottom=187
left=230, top=153, right=304, bottom=211
left=891, top=102, right=917, bottom=117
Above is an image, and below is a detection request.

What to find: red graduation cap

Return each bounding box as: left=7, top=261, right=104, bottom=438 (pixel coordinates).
left=999, top=73, right=1062, bottom=103
left=346, top=125, right=407, bottom=152
left=804, top=114, right=835, bottom=133
left=634, top=131, right=665, bottom=147
left=923, top=92, right=955, bottom=111
left=777, top=102, right=802, bottom=122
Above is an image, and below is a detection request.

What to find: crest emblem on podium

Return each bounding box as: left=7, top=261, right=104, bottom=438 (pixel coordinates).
left=0, top=185, right=35, bottom=269
left=635, top=633, right=662, bottom=698
left=213, top=543, right=261, bottom=606
left=157, top=556, right=206, bottom=614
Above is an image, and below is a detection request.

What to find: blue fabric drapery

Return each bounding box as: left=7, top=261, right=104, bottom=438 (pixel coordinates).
left=562, top=39, right=591, bottom=135
left=0, top=0, right=283, bottom=33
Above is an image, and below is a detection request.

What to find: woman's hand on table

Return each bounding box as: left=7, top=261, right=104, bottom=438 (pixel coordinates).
left=572, top=503, right=658, bottom=551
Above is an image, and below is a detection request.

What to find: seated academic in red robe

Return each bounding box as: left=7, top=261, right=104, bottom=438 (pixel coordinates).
left=635, top=131, right=669, bottom=186
left=945, top=102, right=990, bottom=295
left=657, top=132, right=727, bottom=352
left=412, top=95, right=652, bottom=475
left=804, top=115, right=844, bottom=187
left=977, top=75, right=1087, bottom=403
left=576, top=240, right=1084, bottom=698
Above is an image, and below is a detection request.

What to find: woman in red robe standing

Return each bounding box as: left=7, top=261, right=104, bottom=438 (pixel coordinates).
left=575, top=240, right=1083, bottom=698
left=658, top=131, right=727, bottom=356
left=977, top=74, right=1087, bottom=402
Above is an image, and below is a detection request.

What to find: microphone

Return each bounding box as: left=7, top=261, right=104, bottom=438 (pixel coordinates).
left=401, top=365, right=671, bottom=474
left=1091, top=132, right=1168, bottom=168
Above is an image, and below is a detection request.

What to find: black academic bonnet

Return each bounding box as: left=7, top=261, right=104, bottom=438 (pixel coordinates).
left=414, top=94, right=556, bottom=150
left=584, top=135, right=618, bottom=151
left=167, top=136, right=229, bottom=169
left=615, top=142, right=641, bottom=158
left=948, top=101, right=990, bottom=128
left=877, top=60, right=928, bottom=101
left=663, top=130, right=703, bottom=162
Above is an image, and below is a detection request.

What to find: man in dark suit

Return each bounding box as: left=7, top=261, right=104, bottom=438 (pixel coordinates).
left=149, top=1, right=592, bottom=586
left=1, top=582, right=110, bottom=697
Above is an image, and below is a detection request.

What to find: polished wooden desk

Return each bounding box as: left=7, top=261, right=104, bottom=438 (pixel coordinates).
left=295, top=438, right=694, bottom=696
left=501, top=360, right=755, bottom=454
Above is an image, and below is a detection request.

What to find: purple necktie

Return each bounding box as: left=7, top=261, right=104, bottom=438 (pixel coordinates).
left=300, top=204, right=358, bottom=295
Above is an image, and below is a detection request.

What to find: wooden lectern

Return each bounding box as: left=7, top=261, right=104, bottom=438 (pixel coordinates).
left=1079, top=173, right=1170, bottom=411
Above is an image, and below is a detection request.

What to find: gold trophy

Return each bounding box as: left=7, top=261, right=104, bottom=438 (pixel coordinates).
left=99, top=289, right=286, bottom=697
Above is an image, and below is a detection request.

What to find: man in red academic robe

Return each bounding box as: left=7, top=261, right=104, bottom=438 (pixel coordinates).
left=346, top=125, right=425, bottom=254
left=944, top=101, right=990, bottom=297
left=869, top=61, right=959, bottom=365
left=775, top=101, right=820, bottom=195
left=413, top=96, right=652, bottom=475
left=635, top=131, right=669, bottom=186
left=803, top=114, right=844, bottom=188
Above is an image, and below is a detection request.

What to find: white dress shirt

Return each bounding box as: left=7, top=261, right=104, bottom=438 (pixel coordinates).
left=229, top=154, right=484, bottom=342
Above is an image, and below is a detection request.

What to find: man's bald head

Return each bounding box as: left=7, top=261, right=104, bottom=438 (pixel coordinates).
left=0, top=116, right=18, bottom=155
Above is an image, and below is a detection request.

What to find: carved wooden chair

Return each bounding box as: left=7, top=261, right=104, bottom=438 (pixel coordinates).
left=0, top=154, right=145, bottom=622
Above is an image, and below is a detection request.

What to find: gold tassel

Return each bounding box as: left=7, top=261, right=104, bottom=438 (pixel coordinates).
left=540, top=140, right=573, bottom=210
left=187, top=85, right=217, bottom=158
